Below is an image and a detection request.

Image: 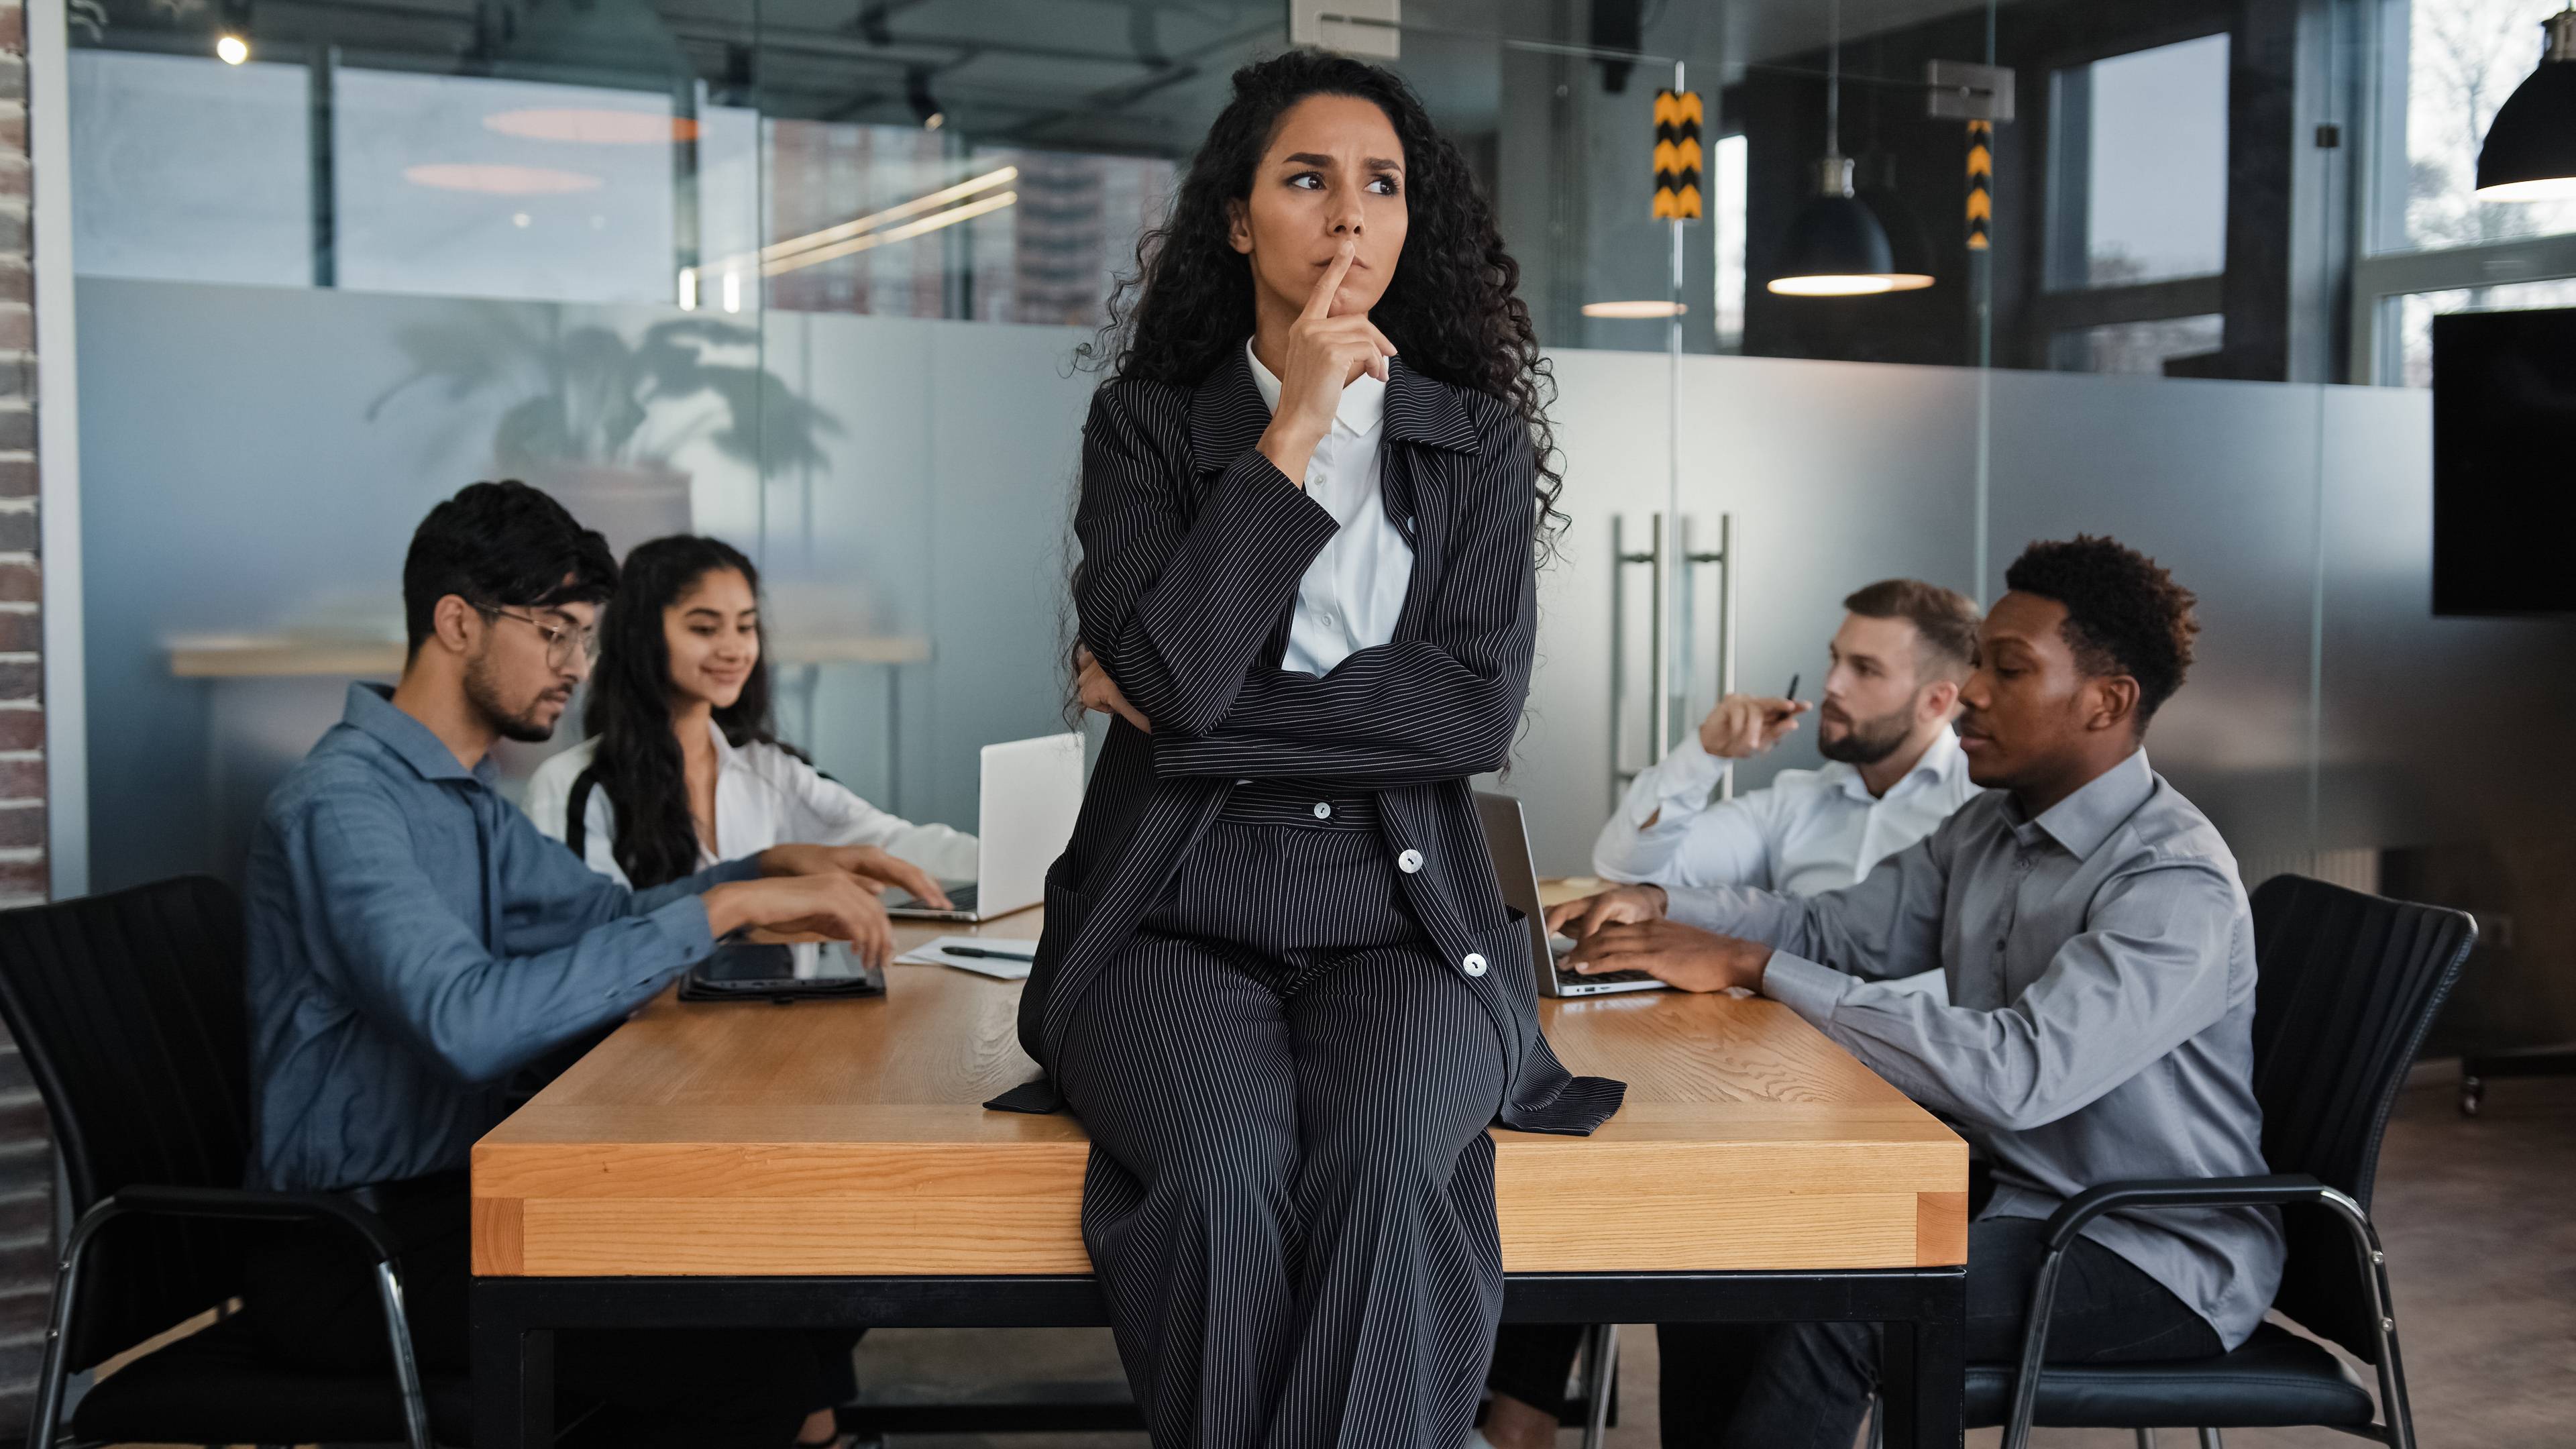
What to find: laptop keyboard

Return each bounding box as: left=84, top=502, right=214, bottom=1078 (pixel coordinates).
left=905, top=882, right=976, bottom=911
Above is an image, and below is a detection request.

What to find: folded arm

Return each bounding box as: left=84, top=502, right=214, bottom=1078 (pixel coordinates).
left=1150, top=406, right=1541, bottom=785
left=1073, top=382, right=1340, bottom=736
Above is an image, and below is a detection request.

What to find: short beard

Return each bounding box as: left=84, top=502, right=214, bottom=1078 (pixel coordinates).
left=1817, top=701, right=1917, bottom=767
left=464, top=647, right=561, bottom=745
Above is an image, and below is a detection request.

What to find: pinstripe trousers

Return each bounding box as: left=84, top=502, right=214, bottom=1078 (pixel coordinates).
left=1056, top=782, right=1511, bottom=1449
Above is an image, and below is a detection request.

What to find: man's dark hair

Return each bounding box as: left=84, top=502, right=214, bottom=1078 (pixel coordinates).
left=1843, top=578, right=1982, bottom=682
left=402, top=480, right=619, bottom=657
left=2003, top=535, right=2200, bottom=727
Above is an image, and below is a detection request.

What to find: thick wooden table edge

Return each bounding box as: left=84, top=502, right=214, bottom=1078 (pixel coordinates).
left=473, top=895, right=1969, bottom=1279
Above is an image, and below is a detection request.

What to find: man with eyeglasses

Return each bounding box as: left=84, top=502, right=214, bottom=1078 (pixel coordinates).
left=241, top=481, right=930, bottom=1447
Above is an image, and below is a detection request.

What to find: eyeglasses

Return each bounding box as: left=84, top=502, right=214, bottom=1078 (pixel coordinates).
left=485, top=607, right=601, bottom=669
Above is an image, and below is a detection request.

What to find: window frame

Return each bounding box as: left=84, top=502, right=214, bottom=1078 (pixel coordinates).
left=2346, top=0, right=2576, bottom=382
left=2023, top=20, right=2240, bottom=371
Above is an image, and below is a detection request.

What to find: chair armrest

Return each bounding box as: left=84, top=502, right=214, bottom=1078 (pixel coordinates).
left=91, top=1184, right=405, bottom=1263
left=2037, top=1173, right=2336, bottom=1252
left=38, top=1187, right=432, bottom=1449
left=2002, top=1173, right=2404, bottom=1449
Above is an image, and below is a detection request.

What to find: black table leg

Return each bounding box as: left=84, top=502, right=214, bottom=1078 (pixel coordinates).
left=1878, top=1274, right=1966, bottom=1449
left=472, top=1279, right=554, bottom=1449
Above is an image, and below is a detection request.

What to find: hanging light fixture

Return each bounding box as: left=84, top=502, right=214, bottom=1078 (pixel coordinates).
left=2475, top=8, right=2576, bottom=203
left=1768, top=0, right=1933, bottom=296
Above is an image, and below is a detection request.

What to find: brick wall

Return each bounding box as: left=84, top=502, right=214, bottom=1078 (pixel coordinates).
left=0, top=0, right=51, bottom=1435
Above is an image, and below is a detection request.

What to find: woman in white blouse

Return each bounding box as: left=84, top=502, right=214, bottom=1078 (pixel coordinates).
left=524, top=534, right=977, bottom=947
left=525, top=535, right=969, bottom=1448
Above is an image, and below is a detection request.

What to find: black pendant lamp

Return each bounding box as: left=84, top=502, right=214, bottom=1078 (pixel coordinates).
left=1768, top=0, right=1932, bottom=296
left=2476, top=8, right=2576, bottom=203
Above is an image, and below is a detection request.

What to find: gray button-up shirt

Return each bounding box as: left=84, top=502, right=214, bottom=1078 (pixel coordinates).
left=246, top=684, right=757, bottom=1192
left=1667, top=749, right=2283, bottom=1348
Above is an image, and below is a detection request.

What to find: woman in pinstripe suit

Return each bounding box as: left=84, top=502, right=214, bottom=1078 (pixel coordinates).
left=986, top=50, right=1623, bottom=1449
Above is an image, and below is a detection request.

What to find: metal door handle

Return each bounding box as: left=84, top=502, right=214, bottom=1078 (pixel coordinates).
left=1608, top=513, right=1664, bottom=812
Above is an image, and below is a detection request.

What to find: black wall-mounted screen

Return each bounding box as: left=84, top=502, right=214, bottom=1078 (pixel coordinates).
left=2432, top=307, right=2576, bottom=616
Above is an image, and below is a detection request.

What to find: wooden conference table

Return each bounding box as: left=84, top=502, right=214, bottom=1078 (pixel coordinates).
left=471, top=885, right=1969, bottom=1447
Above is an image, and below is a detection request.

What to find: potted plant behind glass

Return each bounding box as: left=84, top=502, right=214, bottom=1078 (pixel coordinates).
left=368, top=306, right=838, bottom=559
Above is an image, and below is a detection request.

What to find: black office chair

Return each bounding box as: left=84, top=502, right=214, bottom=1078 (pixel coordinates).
left=0, top=875, right=462, bottom=1448
left=1962, top=873, right=2473, bottom=1449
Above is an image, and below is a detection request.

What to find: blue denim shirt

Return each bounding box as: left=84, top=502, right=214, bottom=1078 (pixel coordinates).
left=246, top=683, right=759, bottom=1191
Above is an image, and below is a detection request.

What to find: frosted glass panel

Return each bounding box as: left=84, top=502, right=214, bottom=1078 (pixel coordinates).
left=68, top=50, right=312, bottom=287
left=1984, top=370, right=2323, bottom=858
left=76, top=279, right=776, bottom=888
left=74, top=278, right=1101, bottom=891
left=1505, top=351, right=1982, bottom=875
left=333, top=70, right=682, bottom=303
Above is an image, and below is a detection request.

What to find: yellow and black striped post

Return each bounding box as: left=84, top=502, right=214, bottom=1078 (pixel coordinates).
left=1654, top=89, right=1703, bottom=220
left=1966, top=119, right=1992, bottom=250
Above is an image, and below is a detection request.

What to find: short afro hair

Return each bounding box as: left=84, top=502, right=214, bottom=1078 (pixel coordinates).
left=2002, top=535, right=2199, bottom=729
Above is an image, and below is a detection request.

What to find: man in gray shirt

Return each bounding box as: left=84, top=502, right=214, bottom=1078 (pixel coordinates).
left=1548, top=536, right=2279, bottom=1448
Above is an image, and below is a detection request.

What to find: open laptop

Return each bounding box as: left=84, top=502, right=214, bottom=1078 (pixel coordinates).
left=1474, top=790, right=1668, bottom=999
left=886, top=733, right=1084, bottom=923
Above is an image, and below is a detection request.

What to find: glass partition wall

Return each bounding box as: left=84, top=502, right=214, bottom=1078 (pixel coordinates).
left=64, top=0, right=2576, bottom=1052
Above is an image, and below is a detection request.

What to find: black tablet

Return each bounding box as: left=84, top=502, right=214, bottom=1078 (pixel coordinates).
left=678, top=942, right=886, bottom=1003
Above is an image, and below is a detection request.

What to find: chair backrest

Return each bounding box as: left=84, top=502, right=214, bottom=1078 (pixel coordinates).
left=0, top=876, right=254, bottom=1369
left=2248, top=873, right=2474, bottom=1363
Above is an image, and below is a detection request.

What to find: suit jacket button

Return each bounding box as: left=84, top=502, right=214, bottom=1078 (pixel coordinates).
left=1462, top=953, right=1489, bottom=977
left=1397, top=849, right=1424, bottom=873
left=1311, top=802, right=1332, bottom=820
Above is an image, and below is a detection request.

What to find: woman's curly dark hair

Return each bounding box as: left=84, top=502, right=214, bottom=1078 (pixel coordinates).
left=1079, top=48, right=1564, bottom=546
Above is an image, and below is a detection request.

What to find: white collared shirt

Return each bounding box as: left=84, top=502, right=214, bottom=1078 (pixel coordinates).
left=525, top=722, right=979, bottom=973
left=1594, top=725, right=1982, bottom=898
left=1245, top=339, right=1412, bottom=676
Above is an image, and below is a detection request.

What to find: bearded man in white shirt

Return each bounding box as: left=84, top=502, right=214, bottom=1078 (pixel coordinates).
left=1477, top=577, right=1984, bottom=1449
left=1598, top=576, right=1985, bottom=898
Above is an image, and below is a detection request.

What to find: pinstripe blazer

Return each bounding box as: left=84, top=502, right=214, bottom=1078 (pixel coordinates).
left=987, top=350, right=1625, bottom=1136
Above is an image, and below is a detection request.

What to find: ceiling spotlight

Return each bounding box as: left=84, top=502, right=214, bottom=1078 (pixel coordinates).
left=907, top=68, right=945, bottom=131
left=216, top=0, right=252, bottom=64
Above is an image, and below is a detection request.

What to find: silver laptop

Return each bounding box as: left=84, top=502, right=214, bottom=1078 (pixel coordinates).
left=887, top=733, right=1084, bottom=923
left=1474, top=791, right=1668, bottom=999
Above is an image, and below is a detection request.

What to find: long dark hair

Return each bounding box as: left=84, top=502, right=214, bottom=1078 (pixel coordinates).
left=581, top=535, right=798, bottom=889
left=1082, top=48, right=1563, bottom=541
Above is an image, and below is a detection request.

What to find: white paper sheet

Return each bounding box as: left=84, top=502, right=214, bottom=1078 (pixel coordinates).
left=896, top=935, right=1038, bottom=979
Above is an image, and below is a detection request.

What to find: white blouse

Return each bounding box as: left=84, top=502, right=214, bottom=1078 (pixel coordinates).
left=524, top=722, right=978, bottom=973
left=1245, top=339, right=1414, bottom=676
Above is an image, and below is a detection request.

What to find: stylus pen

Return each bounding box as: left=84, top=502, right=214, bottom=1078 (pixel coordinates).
left=1784, top=674, right=1801, bottom=704
left=943, top=945, right=1036, bottom=961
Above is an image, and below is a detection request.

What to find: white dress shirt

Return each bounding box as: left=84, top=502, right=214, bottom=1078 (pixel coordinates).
left=1245, top=339, right=1412, bottom=676
left=1595, top=725, right=1982, bottom=897
left=525, top=722, right=979, bottom=974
